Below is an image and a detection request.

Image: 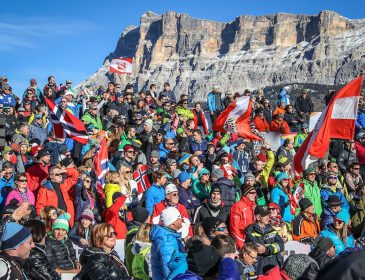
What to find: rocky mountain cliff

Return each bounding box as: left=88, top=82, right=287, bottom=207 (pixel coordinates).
left=80, top=10, right=365, bottom=101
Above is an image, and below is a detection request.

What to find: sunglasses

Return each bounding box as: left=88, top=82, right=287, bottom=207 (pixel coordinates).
left=170, top=193, right=179, bottom=197
left=201, top=173, right=209, bottom=176
left=126, top=150, right=135, bottom=153
left=125, top=171, right=131, bottom=174
left=248, top=191, right=257, bottom=195
left=269, top=208, right=277, bottom=211
left=353, top=167, right=360, bottom=170
left=84, top=179, right=91, bottom=183
left=17, top=179, right=27, bottom=182
left=105, top=232, right=117, bottom=238
left=328, top=176, right=337, bottom=179
left=53, top=173, right=63, bottom=176
left=214, top=227, right=227, bottom=232
left=308, top=172, right=316, bottom=175
left=166, top=142, right=174, bottom=145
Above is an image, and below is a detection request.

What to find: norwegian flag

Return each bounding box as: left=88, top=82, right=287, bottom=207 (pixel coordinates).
left=109, top=57, right=133, bottom=74
left=94, top=138, right=109, bottom=188
left=45, top=97, right=88, bottom=144
left=133, top=165, right=151, bottom=194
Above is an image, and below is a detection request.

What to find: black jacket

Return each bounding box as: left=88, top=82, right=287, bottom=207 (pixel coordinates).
left=245, top=223, right=284, bottom=275
left=193, top=200, right=230, bottom=224
left=23, top=243, right=61, bottom=280
left=45, top=236, right=77, bottom=270
left=308, top=247, right=333, bottom=270
left=295, top=96, right=313, bottom=114
left=78, top=247, right=131, bottom=280
left=0, top=253, right=27, bottom=280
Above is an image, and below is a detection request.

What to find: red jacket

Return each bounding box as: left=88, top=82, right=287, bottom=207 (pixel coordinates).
left=193, top=109, right=209, bottom=135
left=254, top=116, right=269, bottom=132
left=230, top=196, right=256, bottom=250
left=151, top=200, right=193, bottom=237
left=355, top=141, right=365, bottom=164
left=103, top=196, right=127, bottom=239
left=26, top=162, right=50, bottom=198
left=270, top=120, right=290, bottom=134
left=35, top=167, right=79, bottom=226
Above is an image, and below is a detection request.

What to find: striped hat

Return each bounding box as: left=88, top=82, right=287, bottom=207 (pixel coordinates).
left=1, top=222, right=32, bottom=250
left=52, top=213, right=71, bottom=232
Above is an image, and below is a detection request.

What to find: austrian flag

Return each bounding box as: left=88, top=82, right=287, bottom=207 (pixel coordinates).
left=109, top=57, right=133, bottom=74
left=294, top=75, right=363, bottom=174
left=45, top=97, right=88, bottom=144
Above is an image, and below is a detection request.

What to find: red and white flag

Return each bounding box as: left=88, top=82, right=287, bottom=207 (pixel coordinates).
left=294, top=76, right=363, bottom=174
left=109, top=57, right=133, bottom=74
left=133, top=165, right=151, bottom=194
left=212, top=96, right=261, bottom=140
left=45, top=97, right=88, bottom=144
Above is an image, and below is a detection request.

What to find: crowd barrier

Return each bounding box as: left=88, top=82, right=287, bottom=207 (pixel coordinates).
left=283, top=241, right=311, bottom=260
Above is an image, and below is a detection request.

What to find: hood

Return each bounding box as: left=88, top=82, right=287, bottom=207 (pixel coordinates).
left=216, top=177, right=236, bottom=187
left=150, top=225, right=180, bottom=242
left=42, top=180, right=54, bottom=190
left=131, top=240, right=151, bottom=255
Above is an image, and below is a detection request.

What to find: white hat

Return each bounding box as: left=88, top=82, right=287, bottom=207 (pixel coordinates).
left=160, top=207, right=181, bottom=227
left=165, top=183, right=178, bottom=195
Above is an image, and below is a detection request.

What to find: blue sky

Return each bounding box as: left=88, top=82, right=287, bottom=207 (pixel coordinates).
left=1, top=0, right=365, bottom=96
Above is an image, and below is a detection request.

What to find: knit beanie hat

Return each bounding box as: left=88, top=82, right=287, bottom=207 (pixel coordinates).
left=245, top=172, right=255, bottom=181
left=202, top=217, right=223, bottom=236
left=132, top=206, right=149, bottom=223
left=211, top=168, right=224, bottom=179
left=336, top=209, right=350, bottom=225
left=160, top=207, right=181, bottom=227
left=299, top=198, right=313, bottom=212
left=276, top=172, right=289, bottom=183
left=198, top=168, right=210, bottom=179
left=80, top=209, right=94, bottom=223
left=144, top=119, right=153, bottom=128
left=313, top=236, right=334, bottom=252
left=242, top=184, right=255, bottom=196
left=282, top=254, right=318, bottom=280
left=52, top=213, right=71, bottom=232
left=187, top=240, right=221, bottom=277
left=150, top=150, right=160, bottom=159
left=210, top=185, right=221, bottom=194
left=178, top=171, right=190, bottom=184
left=1, top=222, right=32, bottom=250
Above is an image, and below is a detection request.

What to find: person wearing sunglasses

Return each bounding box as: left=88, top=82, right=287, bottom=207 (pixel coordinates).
left=294, top=166, right=322, bottom=217
left=230, top=184, right=257, bottom=250
left=5, top=173, right=35, bottom=207
left=119, top=165, right=139, bottom=208
left=202, top=216, right=228, bottom=239
left=151, top=183, right=192, bottom=238
left=74, top=173, right=97, bottom=223
left=78, top=223, right=131, bottom=279
left=191, top=168, right=211, bottom=202
left=344, top=162, right=363, bottom=199
left=176, top=98, right=194, bottom=121
left=36, top=165, right=79, bottom=227
left=338, top=140, right=357, bottom=174
left=320, top=173, right=349, bottom=214
left=319, top=210, right=355, bottom=256
left=245, top=205, right=284, bottom=275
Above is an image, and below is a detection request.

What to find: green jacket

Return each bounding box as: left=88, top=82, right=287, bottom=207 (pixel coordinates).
left=295, top=179, right=323, bottom=217
left=118, top=132, right=135, bottom=151
left=191, top=179, right=211, bottom=201
left=176, top=106, right=194, bottom=120
left=351, top=195, right=365, bottom=237
left=294, top=132, right=308, bottom=148
left=81, top=111, right=103, bottom=130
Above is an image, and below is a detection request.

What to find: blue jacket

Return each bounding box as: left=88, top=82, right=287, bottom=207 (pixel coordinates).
left=270, top=184, right=294, bottom=223
left=319, top=226, right=355, bottom=256
left=207, top=92, right=222, bottom=112
left=190, top=139, right=208, bottom=161
left=0, top=93, right=16, bottom=107
left=278, top=88, right=289, bottom=106
left=159, top=143, right=171, bottom=163
left=178, top=186, right=201, bottom=210
left=150, top=225, right=187, bottom=280
left=356, top=109, right=365, bottom=130
left=320, top=207, right=336, bottom=230
left=145, top=184, right=165, bottom=215
left=29, top=123, right=48, bottom=145
left=0, top=177, right=15, bottom=210
left=217, top=257, right=240, bottom=280
left=44, top=141, right=68, bottom=166
left=173, top=271, right=202, bottom=280
left=320, top=185, right=349, bottom=211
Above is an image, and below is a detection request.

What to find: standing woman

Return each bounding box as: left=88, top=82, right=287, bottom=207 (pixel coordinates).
left=5, top=173, right=35, bottom=206
left=23, top=219, right=61, bottom=280
left=119, top=165, right=139, bottom=209
left=78, top=223, right=131, bottom=280
left=74, top=173, right=97, bottom=222
left=263, top=99, right=273, bottom=124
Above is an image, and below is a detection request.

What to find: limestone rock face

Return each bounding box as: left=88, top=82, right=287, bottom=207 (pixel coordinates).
left=80, top=10, right=365, bottom=101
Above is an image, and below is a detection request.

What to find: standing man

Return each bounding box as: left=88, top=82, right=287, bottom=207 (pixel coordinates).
left=295, top=89, right=313, bottom=124
left=207, top=85, right=224, bottom=122
left=159, top=82, right=176, bottom=103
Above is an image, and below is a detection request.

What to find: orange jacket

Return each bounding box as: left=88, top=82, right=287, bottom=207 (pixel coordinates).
left=273, top=107, right=285, bottom=116
left=26, top=162, right=50, bottom=198
left=103, top=195, right=127, bottom=239
left=270, top=120, right=290, bottom=134
left=35, top=167, right=79, bottom=226
left=292, top=212, right=321, bottom=243
left=254, top=116, right=269, bottom=132
left=230, top=196, right=256, bottom=249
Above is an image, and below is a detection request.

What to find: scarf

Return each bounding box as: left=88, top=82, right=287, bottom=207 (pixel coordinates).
left=269, top=215, right=285, bottom=227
